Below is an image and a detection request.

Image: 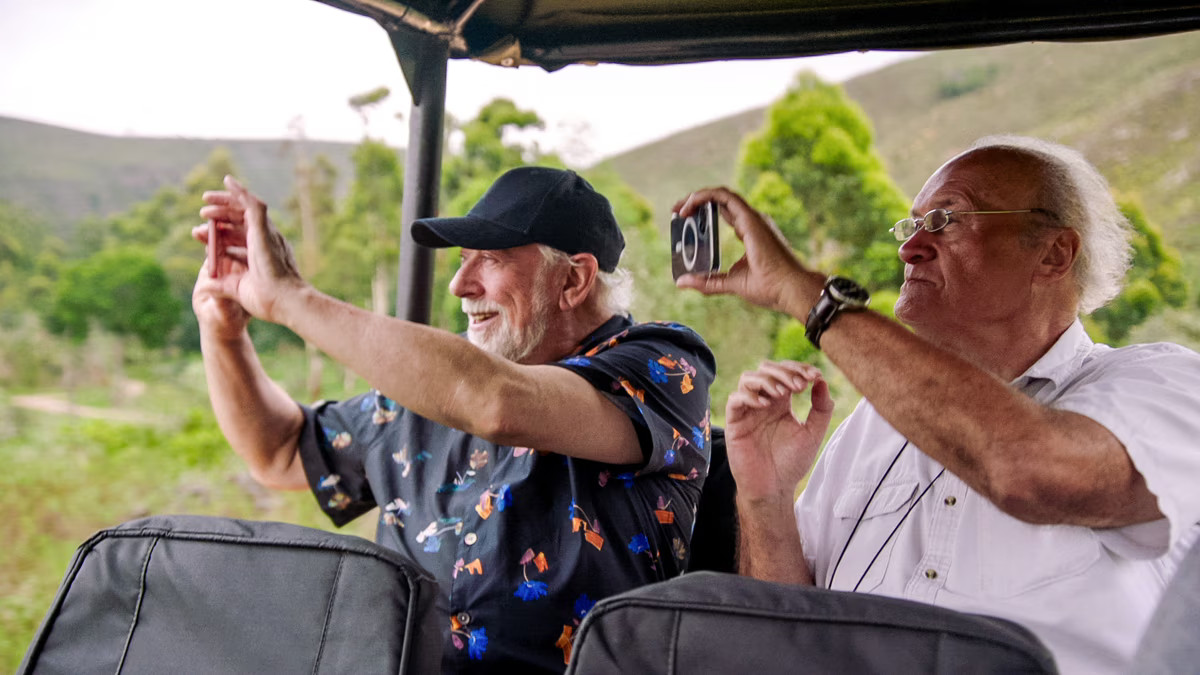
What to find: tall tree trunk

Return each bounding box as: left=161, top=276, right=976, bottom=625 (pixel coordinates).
left=293, top=145, right=324, bottom=403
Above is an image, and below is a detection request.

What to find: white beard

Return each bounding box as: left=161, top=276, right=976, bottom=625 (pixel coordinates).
left=462, top=290, right=552, bottom=363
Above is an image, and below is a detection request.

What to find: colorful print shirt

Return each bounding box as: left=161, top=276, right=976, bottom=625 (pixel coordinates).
left=296, top=315, right=715, bottom=674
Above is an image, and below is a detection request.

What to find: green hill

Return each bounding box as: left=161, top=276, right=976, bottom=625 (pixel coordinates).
left=1, top=31, right=1196, bottom=257
left=0, top=116, right=359, bottom=234
left=601, top=32, right=1200, bottom=259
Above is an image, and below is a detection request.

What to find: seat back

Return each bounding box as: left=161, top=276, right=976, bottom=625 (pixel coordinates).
left=1131, top=536, right=1200, bottom=674
left=567, top=571, right=1057, bottom=674
left=687, top=426, right=737, bottom=573
left=19, top=515, right=442, bottom=675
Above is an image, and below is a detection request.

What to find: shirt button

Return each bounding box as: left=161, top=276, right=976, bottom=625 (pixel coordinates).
left=925, top=569, right=938, bottom=580
left=464, top=533, right=478, bottom=545
left=456, top=612, right=471, bottom=626
left=944, top=496, right=957, bottom=506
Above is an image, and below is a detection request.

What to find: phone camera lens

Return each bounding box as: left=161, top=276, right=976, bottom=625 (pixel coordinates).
left=682, top=218, right=698, bottom=269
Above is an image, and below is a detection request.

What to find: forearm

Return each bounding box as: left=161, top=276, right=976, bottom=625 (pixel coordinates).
left=276, top=286, right=516, bottom=432
left=272, top=286, right=643, bottom=462
left=736, top=495, right=814, bottom=586
left=817, top=311, right=1158, bottom=526
left=200, top=326, right=306, bottom=490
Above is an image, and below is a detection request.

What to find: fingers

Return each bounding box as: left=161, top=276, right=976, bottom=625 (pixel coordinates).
left=733, top=360, right=826, bottom=406
left=224, top=175, right=271, bottom=243
left=675, top=270, right=733, bottom=295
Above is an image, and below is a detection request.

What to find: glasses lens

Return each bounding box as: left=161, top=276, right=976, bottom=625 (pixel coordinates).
left=892, top=218, right=916, bottom=241
left=924, top=209, right=951, bottom=232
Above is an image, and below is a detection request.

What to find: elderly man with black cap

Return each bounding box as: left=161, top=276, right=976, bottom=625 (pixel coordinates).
left=191, top=167, right=715, bottom=673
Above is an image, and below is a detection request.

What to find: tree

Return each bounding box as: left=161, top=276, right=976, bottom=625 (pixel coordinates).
left=431, top=98, right=551, bottom=333
left=738, top=72, right=909, bottom=277
left=737, top=73, right=910, bottom=362
left=1085, top=200, right=1190, bottom=344
left=43, top=247, right=181, bottom=402
left=0, top=200, right=62, bottom=328
left=441, top=98, right=545, bottom=210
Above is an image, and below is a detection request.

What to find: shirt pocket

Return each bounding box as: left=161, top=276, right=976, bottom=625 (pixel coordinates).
left=829, top=480, right=919, bottom=591
left=952, top=503, right=1102, bottom=600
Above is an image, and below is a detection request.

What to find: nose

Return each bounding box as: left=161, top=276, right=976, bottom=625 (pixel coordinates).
left=898, top=227, right=936, bottom=265
left=449, top=263, right=479, bottom=299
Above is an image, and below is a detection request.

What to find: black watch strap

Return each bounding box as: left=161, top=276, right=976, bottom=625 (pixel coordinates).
left=804, top=276, right=870, bottom=350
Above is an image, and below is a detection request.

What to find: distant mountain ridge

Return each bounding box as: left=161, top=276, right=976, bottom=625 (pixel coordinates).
left=601, top=31, right=1200, bottom=259
left=2, top=31, right=1197, bottom=261
left=0, top=115, right=358, bottom=234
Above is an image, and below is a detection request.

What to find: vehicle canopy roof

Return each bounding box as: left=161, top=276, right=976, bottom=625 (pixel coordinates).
left=308, top=0, right=1200, bottom=322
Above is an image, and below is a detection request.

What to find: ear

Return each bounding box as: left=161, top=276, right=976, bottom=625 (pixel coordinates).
left=1036, top=227, right=1081, bottom=282
left=559, top=253, right=599, bottom=311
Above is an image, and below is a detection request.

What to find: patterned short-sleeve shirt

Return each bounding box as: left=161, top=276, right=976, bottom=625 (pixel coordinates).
left=297, top=315, right=715, bottom=674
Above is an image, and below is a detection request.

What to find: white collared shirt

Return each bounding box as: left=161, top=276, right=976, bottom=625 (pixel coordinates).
left=795, top=320, right=1200, bottom=674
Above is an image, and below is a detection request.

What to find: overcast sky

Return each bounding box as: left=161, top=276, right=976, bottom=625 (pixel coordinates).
left=0, top=0, right=919, bottom=165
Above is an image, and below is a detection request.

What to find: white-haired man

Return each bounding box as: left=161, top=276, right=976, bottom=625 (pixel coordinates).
left=193, top=167, right=714, bottom=674
left=675, top=136, right=1200, bottom=673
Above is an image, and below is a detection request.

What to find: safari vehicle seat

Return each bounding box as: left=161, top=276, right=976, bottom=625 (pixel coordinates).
left=18, top=515, right=441, bottom=675
left=565, top=570, right=1058, bottom=674
left=1131, top=532, right=1200, bottom=674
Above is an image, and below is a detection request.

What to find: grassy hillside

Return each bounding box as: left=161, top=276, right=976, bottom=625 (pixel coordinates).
left=601, top=32, right=1200, bottom=261
left=0, top=116, right=358, bottom=233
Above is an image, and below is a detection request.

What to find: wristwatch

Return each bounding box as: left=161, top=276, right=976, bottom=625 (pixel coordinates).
left=804, top=276, right=870, bottom=350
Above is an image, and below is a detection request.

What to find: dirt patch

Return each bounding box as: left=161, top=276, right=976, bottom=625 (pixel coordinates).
left=11, top=394, right=165, bottom=426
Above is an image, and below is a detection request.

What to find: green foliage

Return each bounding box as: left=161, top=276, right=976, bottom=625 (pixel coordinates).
left=0, top=201, right=62, bottom=328
left=326, top=140, right=405, bottom=310
left=745, top=171, right=809, bottom=248
left=737, top=73, right=909, bottom=268
left=44, top=248, right=181, bottom=348
left=431, top=98, right=556, bottom=331
left=1088, top=200, right=1191, bottom=344
left=937, top=64, right=999, bottom=99
left=349, top=86, right=391, bottom=115
left=841, top=240, right=904, bottom=292
left=441, top=98, right=546, bottom=204
left=772, top=318, right=820, bottom=363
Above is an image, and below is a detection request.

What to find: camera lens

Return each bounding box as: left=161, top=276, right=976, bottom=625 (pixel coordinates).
left=682, top=218, right=698, bottom=269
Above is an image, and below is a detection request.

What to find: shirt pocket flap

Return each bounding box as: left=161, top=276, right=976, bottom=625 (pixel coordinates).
left=833, top=481, right=919, bottom=520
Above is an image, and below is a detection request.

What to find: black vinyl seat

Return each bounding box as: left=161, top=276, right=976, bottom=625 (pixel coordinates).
left=19, top=515, right=442, bottom=675
left=566, top=571, right=1058, bottom=675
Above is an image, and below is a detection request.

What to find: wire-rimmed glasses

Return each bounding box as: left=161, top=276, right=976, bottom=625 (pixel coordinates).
left=890, top=208, right=1052, bottom=241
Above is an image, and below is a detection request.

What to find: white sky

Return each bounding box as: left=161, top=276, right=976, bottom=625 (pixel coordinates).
left=0, top=0, right=919, bottom=166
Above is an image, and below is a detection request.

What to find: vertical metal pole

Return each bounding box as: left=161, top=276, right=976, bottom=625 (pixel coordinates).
left=393, top=32, right=447, bottom=323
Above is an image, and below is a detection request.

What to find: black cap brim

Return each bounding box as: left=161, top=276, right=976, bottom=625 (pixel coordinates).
left=411, top=216, right=533, bottom=251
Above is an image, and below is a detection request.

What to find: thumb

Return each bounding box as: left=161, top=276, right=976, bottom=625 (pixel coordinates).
left=806, top=379, right=835, bottom=424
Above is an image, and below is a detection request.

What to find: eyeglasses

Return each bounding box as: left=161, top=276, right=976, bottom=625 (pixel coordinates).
left=890, top=208, right=1053, bottom=241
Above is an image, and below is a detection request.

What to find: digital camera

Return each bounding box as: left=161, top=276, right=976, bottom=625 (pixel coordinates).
left=670, top=201, right=720, bottom=280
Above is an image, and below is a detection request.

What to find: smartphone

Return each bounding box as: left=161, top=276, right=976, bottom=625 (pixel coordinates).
left=207, top=220, right=220, bottom=278
left=670, top=201, right=720, bottom=280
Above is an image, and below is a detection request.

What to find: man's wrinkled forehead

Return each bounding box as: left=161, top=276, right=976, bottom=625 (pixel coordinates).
left=920, top=147, right=1047, bottom=205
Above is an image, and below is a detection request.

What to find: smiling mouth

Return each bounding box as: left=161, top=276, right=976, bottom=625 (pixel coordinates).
left=468, top=312, right=499, bottom=326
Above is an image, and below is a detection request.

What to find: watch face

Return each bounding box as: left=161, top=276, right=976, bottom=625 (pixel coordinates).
left=827, top=276, right=870, bottom=305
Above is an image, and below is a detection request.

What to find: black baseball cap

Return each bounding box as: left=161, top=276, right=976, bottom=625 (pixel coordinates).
left=411, top=167, right=625, bottom=272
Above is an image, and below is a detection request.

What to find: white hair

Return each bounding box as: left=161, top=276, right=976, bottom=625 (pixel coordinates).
left=536, top=245, right=634, bottom=317
left=959, top=135, right=1132, bottom=314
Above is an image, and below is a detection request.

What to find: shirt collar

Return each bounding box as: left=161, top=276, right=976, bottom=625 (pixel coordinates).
left=1011, top=319, right=1095, bottom=395
left=570, top=314, right=634, bottom=355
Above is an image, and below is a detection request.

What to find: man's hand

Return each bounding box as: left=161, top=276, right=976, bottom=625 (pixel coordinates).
left=191, top=261, right=251, bottom=341
left=193, top=176, right=306, bottom=325
left=672, top=187, right=823, bottom=317
left=725, top=360, right=834, bottom=504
